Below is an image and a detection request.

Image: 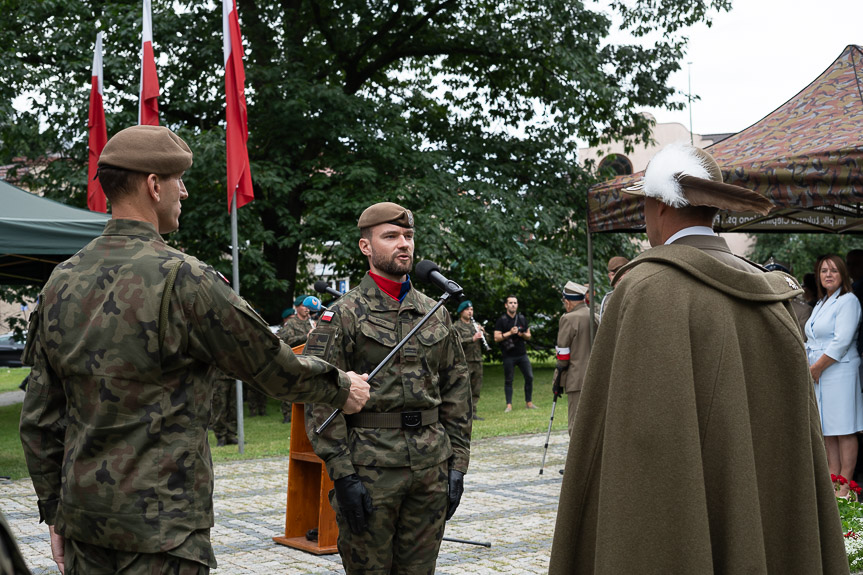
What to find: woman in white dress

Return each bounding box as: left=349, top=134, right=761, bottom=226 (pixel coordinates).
left=806, top=254, right=863, bottom=497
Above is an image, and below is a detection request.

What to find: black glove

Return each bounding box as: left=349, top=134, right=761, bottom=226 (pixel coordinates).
left=446, top=469, right=465, bottom=521
left=551, top=369, right=563, bottom=397
left=333, top=474, right=373, bottom=534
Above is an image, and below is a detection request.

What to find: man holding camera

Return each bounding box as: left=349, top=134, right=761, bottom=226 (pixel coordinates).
left=494, top=295, right=535, bottom=412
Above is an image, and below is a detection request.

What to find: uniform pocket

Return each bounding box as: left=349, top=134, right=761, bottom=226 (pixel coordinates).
left=416, top=321, right=448, bottom=347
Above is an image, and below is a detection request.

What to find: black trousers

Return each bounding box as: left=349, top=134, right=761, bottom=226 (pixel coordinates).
left=503, top=353, right=533, bottom=404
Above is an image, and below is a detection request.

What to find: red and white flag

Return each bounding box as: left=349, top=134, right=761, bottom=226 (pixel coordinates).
left=223, top=0, right=254, bottom=211
left=138, top=0, right=160, bottom=125
left=87, top=32, right=108, bottom=213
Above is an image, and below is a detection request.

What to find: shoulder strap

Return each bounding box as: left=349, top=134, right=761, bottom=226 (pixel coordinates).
left=159, top=260, right=184, bottom=351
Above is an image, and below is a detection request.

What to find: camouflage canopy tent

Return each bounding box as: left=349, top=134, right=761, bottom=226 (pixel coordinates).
left=588, top=44, right=863, bottom=235
left=0, top=180, right=108, bottom=285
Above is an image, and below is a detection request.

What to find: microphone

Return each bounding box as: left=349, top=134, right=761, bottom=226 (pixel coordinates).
left=314, top=280, right=344, bottom=299
left=414, top=260, right=464, bottom=299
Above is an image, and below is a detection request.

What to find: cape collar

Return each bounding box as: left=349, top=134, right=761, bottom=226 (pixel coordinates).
left=620, top=244, right=802, bottom=303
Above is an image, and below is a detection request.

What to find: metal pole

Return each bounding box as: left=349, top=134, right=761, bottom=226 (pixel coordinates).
left=539, top=395, right=559, bottom=475
left=442, top=536, right=491, bottom=548
left=587, top=227, right=595, bottom=345
left=231, top=192, right=245, bottom=454
left=688, top=61, right=694, bottom=144
left=315, top=292, right=453, bottom=434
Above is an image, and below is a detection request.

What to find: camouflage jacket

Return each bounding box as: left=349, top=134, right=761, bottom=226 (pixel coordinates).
left=304, top=273, right=471, bottom=480
left=19, top=219, right=350, bottom=557
left=452, top=318, right=485, bottom=363
left=277, top=315, right=312, bottom=347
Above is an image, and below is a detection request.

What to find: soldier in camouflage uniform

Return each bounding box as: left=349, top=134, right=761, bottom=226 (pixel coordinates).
left=277, top=295, right=315, bottom=423
left=452, top=300, right=487, bottom=420
left=209, top=367, right=238, bottom=446
left=304, top=202, right=472, bottom=575
left=18, top=126, right=370, bottom=575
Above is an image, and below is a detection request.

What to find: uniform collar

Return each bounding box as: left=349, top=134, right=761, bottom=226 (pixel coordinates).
left=360, top=273, right=424, bottom=313
left=665, top=225, right=715, bottom=245
left=102, top=218, right=163, bottom=241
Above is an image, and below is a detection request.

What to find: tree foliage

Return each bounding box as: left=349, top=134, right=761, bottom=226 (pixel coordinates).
left=0, top=0, right=731, bottom=353
left=747, top=233, right=863, bottom=280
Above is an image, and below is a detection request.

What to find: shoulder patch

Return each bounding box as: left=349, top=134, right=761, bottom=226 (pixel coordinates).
left=217, top=271, right=231, bottom=285
left=321, top=310, right=335, bottom=322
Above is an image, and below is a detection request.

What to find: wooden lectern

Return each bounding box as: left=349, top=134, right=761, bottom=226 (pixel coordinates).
left=273, top=343, right=340, bottom=554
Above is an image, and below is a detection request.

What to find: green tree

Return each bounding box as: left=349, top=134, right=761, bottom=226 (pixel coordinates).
left=747, top=234, right=863, bottom=280
left=0, top=0, right=730, bottom=352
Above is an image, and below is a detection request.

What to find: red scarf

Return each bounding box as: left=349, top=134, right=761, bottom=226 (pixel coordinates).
left=369, top=271, right=411, bottom=302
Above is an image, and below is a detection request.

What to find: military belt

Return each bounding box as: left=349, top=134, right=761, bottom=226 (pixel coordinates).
left=345, top=407, right=438, bottom=430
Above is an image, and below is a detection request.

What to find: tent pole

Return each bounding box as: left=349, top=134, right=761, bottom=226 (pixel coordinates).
left=587, top=227, right=595, bottom=346
left=231, top=193, right=245, bottom=454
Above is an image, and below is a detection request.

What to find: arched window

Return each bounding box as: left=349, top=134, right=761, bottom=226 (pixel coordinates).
left=597, top=154, right=633, bottom=177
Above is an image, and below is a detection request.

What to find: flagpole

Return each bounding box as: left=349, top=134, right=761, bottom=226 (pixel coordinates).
left=231, top=192, right=245, bottom=453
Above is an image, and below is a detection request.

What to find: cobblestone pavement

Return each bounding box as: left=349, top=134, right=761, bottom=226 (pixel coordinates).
left=2, top=431, right=569, bottom=574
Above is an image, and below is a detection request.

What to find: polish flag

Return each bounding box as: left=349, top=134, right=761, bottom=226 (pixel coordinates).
left=138, top=0, right=160, bottom=125
left=87, top=32, right=108, bottom=213
left=223, top=0, right=254, bottom=211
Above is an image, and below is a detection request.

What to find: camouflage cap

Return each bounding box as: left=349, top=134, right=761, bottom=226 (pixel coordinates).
left=357, top=202, right=414, bottom=229
left=99, top=125, right=193, bottom=174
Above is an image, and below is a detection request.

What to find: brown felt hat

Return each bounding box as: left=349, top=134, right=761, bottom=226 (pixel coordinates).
left=607, top=256, right=629, bottom=273
left=623, top=143, right=772, bottom=215
left=99, top=125, right=193, bottom=175
left=357, top=202, right=414, bottom=229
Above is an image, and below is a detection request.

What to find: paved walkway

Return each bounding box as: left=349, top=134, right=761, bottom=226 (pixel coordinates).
left=0, top=390, right=24, bottom=407
left=2, top=431, right=569, bottom=574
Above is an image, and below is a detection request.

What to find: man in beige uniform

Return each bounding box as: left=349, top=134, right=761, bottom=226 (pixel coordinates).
left=554, top=281, right=595, bottom=436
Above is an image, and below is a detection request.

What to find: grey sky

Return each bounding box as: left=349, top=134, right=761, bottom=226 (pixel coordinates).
left=640, top=0, right=862, bottom=135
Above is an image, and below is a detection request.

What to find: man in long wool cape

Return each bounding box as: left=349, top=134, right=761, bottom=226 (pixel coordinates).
left=549, top=143, right=849, bottom=574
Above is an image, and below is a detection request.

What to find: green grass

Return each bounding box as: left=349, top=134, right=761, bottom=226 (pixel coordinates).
left=1, top=362, right=569, bottom=479
left=0, top=367, right=29, bottom=393
left=0, top=403, right=26, bottom=480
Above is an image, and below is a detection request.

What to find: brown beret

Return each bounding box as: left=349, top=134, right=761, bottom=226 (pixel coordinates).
left=607, top=256, right=630, bottom=273
left=357, top=202, right=414, bottom=229
left=99, top=125, right=193, bottom=175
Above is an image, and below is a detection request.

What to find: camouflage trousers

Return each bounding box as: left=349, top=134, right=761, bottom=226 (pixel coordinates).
left=64, top=538, right=210, bottom=575
left=280, top=400, right=293, bottom=422
left=467, top=361, right=483, bottom=415
left=245, top=385, right=268, bottom=416
left=330, top=462, right=448, bottom=575
left=211, top=379, right=237, bottom=442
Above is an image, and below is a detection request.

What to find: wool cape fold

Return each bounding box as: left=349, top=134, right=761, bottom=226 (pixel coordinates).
left=549, top=244, right=849, bottom=575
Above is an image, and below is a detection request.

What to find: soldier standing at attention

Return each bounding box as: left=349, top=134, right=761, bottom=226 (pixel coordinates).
left=18, top=125, right=370, bottom=575
left=278, top=295, right=315, bottom=423
left=304, top=201, right=472, bottom=575
left=553, top=281, right=595, bottom=436
left=453, top=300, right=487, bottom=420
left=209, top=367, right=238, bottom=446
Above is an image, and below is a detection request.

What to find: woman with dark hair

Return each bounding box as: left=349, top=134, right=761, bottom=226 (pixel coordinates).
left=806, top=254, right=863, bottom=496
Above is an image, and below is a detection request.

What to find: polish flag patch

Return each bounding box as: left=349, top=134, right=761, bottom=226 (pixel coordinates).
left=321, top=310, right=335, bottom=322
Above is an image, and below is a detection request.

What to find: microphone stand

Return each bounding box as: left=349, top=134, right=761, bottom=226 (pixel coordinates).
left=314, top=291, right=454, bottom=435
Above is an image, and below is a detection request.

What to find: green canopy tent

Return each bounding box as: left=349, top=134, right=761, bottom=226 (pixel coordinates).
left=0, top=180, right=109, bottom=285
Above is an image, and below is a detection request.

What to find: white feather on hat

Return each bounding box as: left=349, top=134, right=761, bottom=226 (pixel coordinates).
left=642, top=142, right=711, bottom=207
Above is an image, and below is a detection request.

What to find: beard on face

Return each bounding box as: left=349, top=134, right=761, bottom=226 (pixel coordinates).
left=371, top=247, right=413, bottom=278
